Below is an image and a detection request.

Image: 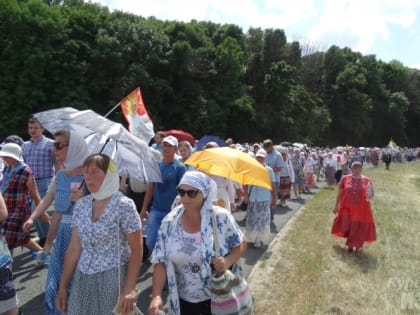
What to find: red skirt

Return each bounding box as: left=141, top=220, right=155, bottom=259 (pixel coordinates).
left=331, top=206, right=376, bottom=248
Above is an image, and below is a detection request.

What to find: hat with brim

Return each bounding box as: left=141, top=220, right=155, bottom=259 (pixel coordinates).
left=263, top=139, right=273, bottom=148
left=0, top=143, right=23, bottom=161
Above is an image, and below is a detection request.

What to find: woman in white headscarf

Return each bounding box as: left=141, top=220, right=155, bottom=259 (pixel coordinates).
left=23, top=129, right=90, bottom=315
left=148, top=171, right=246, bottom=315
left=56, top=154, right=142, bottom=315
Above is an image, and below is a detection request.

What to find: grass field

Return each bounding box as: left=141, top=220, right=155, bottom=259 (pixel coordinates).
left=248, top=161, right=420, bottom=315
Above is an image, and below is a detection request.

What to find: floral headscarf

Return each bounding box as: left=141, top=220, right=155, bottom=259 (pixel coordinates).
left=177, top=170, right=217, bottom=211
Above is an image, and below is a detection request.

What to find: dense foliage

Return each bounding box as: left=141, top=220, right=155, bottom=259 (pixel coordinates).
left=1, top=0, right=419, bottom=146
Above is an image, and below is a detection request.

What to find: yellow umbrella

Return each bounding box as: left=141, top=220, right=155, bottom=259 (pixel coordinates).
left=184, top=147, right=271, bottom=190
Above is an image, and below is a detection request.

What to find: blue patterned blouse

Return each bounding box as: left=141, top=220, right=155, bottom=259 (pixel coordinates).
left=151, top=205, right=244, bottom=315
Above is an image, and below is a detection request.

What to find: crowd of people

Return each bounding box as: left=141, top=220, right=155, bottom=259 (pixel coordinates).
left=0, top=119, right=418, bottom=314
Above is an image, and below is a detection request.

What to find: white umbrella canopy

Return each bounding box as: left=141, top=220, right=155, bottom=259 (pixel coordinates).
left=34, top=107, right=161, bottom=183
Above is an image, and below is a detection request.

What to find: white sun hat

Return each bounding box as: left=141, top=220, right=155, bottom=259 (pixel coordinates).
left=0, top=143, right=23, bottom=161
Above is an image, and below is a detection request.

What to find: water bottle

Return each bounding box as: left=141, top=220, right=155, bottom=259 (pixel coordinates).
left=32, top=251, right=50, bottom=265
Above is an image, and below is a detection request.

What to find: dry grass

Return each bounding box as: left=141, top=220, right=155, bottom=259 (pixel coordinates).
left=248, top=161, right=420, bottom=315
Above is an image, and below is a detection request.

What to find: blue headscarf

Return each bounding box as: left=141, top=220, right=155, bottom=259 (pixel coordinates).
left=177, top=170, right=217, bottom=211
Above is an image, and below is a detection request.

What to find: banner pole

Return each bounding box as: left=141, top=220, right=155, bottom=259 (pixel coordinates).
left=104, top=102, right=121, bottom=118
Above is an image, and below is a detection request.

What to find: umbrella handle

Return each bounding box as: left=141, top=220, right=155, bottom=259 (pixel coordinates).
left=99, top=137, right=111, bottom=153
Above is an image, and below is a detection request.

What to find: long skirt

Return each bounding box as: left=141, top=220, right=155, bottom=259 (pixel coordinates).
left=293, top=171, right=305, bottom=190
left=305, top=173, right=314, bottom=188
left=68, top=265, right=128, bottom=315
left=45, top=221, right=72, bottom=315
left=325, top=166, right=336, bottom=186
left=279, top=176, right=292, bottom=201
left=246, top=201, right=270, bottom=243
left=331, top=207, right=376, bottom=248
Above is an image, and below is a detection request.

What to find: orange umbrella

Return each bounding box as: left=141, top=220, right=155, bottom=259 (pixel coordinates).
left=184, top=147, right=271, bottom=190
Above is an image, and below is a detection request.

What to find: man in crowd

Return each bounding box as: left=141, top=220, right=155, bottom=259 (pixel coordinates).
left=263, top=139, right=285, bottom=220
left=141, top=136, right=186, bottom=252
left=21, top=117, right=54, bottom=246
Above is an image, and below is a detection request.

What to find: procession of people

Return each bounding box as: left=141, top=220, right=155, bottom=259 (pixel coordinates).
left=0, top=117, right=418, bottom=314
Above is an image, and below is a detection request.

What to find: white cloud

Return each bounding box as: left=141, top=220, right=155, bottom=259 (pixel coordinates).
left=306, top=0, right=420, bottom=54
left=95, top=0, right=420, bottom=66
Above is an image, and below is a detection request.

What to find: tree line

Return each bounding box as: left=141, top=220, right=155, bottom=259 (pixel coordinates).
left=1, top=0, right=419, bottom=147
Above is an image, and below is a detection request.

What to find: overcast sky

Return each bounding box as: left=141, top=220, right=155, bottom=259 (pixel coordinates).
left=96, top=0, right=420, bottom=69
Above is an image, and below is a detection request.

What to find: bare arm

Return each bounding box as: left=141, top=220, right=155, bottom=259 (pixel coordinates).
left=140, top=182, right=154, bottom=219
left=333, top=186, right=344, bottom=214
left=148, top=263, right=167, bottom=315
left=0, top=193, right=8, bottom=221
left=56, top=228, right=82, bottom=313
left=212, top=240, right=247, bottom=273
left=22, top=189, right=54, bottom=233
left=117, top=230, right=143, bottom=314
left=27, top=174, right=41, bottom=206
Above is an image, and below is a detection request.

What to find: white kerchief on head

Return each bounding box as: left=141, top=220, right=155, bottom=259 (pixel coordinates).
left=63, top=131, right=90, bottom=170
left=91, top=158, right=120, bottom=200
left=177, top=170, right=217, bottom=211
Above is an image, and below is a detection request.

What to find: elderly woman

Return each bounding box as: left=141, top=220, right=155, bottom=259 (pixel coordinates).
left=243, top=149, right=276, bottom=248
left=278, top=149, right=295, bottom=207
left=331, top=161, right=376, bottom=256
left=291, top=149, right=305, bottom=198
left=178, top=140, right=195, bottom=171
left=323, top=152, right=337, bottom=189
left=56, top=154, right=142, bottom=314
left=23, top=129, right=90, bottom=314
left=148, top=171, right=246, bottom=315
left=0, top=143, right=42, bottom=255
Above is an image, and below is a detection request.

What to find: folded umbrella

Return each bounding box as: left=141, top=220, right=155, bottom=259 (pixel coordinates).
left=33, top=107, right=161, bottom=183
left=184, top=147, right=271, bottom=189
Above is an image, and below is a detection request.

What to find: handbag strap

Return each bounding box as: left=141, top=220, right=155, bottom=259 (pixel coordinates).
left=211, top=208, right=220, bottom=258
left=116, top=198, right=122, bottom=297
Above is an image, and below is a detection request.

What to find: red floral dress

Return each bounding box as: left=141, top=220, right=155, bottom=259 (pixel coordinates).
left=331, top=174, right=376, bottom=248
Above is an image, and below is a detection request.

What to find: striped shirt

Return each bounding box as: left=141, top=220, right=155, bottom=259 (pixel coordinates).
left=22, top=135, right=55, bottom=179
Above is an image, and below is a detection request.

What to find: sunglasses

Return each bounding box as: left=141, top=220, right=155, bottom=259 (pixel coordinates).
left=177, top=188, right=200, bottom=198
left=53, top=142, right=69, bottom=150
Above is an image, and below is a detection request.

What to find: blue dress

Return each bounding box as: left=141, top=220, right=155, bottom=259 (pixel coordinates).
left=45, top=171, right=84, bottom=315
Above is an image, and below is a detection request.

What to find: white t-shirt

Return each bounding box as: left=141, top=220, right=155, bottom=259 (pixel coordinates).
left=304, top=157, right=315, bottom=174
left=169, top=220, right=209, bottom=303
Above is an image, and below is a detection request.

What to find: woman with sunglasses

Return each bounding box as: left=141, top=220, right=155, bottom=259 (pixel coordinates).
left=23, top=129, right=90, bottom=315
left=148, top=171, right=246, bottom=315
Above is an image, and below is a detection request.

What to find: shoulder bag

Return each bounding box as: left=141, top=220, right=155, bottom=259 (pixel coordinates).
left=238, top=186, right=253, bottom=211
left=210, top=208, right=256, bottom=315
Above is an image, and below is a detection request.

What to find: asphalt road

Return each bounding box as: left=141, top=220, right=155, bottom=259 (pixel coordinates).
left=13, top=181, right=325, bottom=314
